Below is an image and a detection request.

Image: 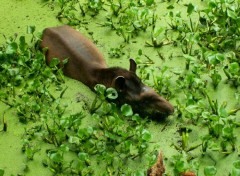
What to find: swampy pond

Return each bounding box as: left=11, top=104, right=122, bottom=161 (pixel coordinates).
left=1, top=0, right=240, bottom=176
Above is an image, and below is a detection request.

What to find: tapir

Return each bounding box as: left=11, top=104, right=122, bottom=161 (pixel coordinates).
left=41, top=25, right=174, bottom=117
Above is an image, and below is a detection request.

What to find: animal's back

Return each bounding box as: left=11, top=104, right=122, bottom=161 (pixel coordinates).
left=41, top=25, right=107, bottom=68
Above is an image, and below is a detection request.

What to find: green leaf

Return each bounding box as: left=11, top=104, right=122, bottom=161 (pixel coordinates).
left=102, top=101, right=112, bottom=113
left=229, top=62, right=239, bottom=74
left=145, top=0, right=154, bottom=6
left=204, top=166, right=217, bottom=176
left=211, top=70, right=222, bottom=88
left=132, top=114, right=141, bottom=122
left=222, top=126, right=233, bottom=139
left=49, top=58, right=60, bottom=67
left=6, top=42, right=18, bottom=54
left=208, top=1, right=217, bottom=9
left=218, top=104, right=227, bottom=117
left=138, top=49, right=142, bottom=56
left=227, top=9, right=237, bottom=20
left=78, top=152, right=89, bottom=161
left=212, top=123, right=223, bottom=136
left=62, top=58, right=68, bottom=65
left=215, top=53, right=224, bottom=62
left=167, top=5, right=174, bottom=9
left=202, top=111, right=210, bottom=120
left=106, top=87, right=118, bottom=99
left=187, top=3, right=195, bottom=16
left=153, top=27, right=164, bottom=37
left=8, top=68, right=19, bottom=76
left=19, top=36, right=27, bottom=52
left=232, top=160, right=240, bottom=176
left=233, top=160, right=240, bottom=169
left=121, top=104, right=133, bottom=116
left=183, top=54, right=196, bottom=61
left=94, top=84, right=106, bottom=95
left=174, top=159, right=185, bottom=173
left=69, top=136, right=80, bottom=144
left=59, top=144, right=69, bottom=152
left=185, top=105, right=200, bottom=114
left=141, top=129, right=151, bottom=141
left=0, top=169, right=4, bottom=176
left=49, top=152, right=63, bottom=163
left=27, top=25, right=36, bottom=34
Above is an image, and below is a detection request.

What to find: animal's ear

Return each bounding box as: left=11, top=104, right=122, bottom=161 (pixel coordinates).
left=113, top=76, right=126, bottom=92
left=129, top=59, right=137, bottom=73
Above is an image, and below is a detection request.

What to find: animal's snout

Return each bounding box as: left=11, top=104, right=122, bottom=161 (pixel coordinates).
left=164, top=102, right=174, bottom=115
left=139, top=87, right=174, bottom=116
left=155, top=95, right=174, bottom=115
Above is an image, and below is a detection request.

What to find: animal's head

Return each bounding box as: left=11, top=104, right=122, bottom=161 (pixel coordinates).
left=111, top=59, right=174, bottom=118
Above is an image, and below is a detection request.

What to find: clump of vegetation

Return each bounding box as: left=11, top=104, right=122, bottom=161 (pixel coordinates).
left=44, top=0, right=157, bottom=42
left=0, top=27, right=156, bottom=175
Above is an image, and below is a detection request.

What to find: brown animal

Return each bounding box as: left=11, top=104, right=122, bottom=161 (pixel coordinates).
left=41, top=25, right=174, bottom=117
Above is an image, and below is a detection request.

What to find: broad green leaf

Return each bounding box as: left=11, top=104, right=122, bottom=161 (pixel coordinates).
left=153, top=27, right=164, bottom=38
left=218, top=104, right=227, bottom=118
left=174, top=159, right=185, bottom=173
left=8, top=68, right=19, bottom=76
left=69, top=136, right=80, bottom=144
left=213, top=123, right=223, bottom=136
left=59, top=144, right=69, bottom=152
left=102, top=101, right=112, bottom=113
left=78, top=152, right=89, bottom=161
left=86, top=126, right=94, bottom=135
left=222, top=126, right=233, bottom=138
left=233, top=160, right=240, bottom=169
left=138, top=49, right=142, bottom=56
left=209, top=115, right=219, bottom=122
left=187, top=3, right=195, bottom=16
left=167, top=5, right=174, bottom=9
left=94, top=84, right=106, bottom=95
left=27, top=25, right=36, bottom=34
left=204, top=166, right=217, bottom=176
left=49, top=152, right=63, bottom=163
left=49, top=58, right=60, bottom=67
left=211, top=70, right=222, bottom=88
left=6, top=42, right=18, bottom=54
left=0, top=169, right=4, bottom=176
left=145, top=0, right=154, bottom=6
left=229, top=62, right=239, bottom=74
left=232, top=160, right=240, bottom=176
left=132, top=114, right=141, bottom=122
left=227, top=9, right=237, bottom=20
left=19, top=36, right=27, bottom=52
left=215, top=53, right=224, bottom=62
left=123, top=140, right=132, bottom=151
left=208, top=1, right=217, bottom=9
left=121, top=104, right=133, bottom=116
left=62, top=58, right=68, bottom=65
left=186, top=105, right=200, bottom=114
left=141, top=129, right=151, bottom=141
left=183, top=54, right=196, bottom=61
left=208, top=55, right=218, bottom=65
left=106, top=87, right=118, bottom=99
left=202, top=111, right=210, bottom=120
